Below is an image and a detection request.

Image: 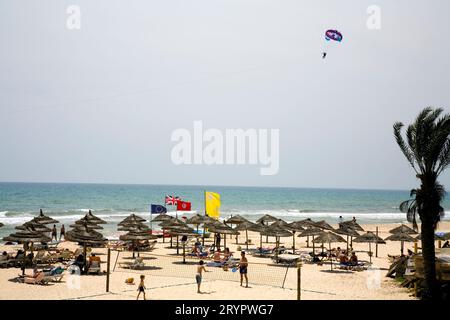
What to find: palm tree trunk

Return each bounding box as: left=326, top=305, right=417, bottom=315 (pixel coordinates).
left=421, top=216, right=440, bottom=299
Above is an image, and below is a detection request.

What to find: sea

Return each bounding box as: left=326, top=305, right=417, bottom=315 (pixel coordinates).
left=1, top=182, right=449, bottom=239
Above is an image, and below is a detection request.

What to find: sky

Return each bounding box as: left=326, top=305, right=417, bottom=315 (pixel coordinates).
left=1, top=0, right=450, bottom=190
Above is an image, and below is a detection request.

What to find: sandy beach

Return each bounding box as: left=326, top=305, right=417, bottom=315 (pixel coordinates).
left=1, top=221, right=448, bottom=300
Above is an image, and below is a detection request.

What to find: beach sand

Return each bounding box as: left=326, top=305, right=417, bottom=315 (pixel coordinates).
left=1, top=222, right=449, bottom=300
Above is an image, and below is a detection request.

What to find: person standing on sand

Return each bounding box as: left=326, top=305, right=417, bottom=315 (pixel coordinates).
left=238, top=251, right=248, bottom=288
left=59, top=225, right=65, bottom=241
left=196, top=260, right=209, bottom=293
left=51, top=225, right=57, bottom=241
left=137, top=275, right=147, bottom=300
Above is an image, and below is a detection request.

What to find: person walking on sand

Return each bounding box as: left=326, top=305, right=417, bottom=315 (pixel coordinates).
left=196, top=260, right=210, bottom=294
left=238, top=251, right=249, bottom=288
left=59, top=225, right=65, bottom=241
left=137, top=275, right=147, bottom=300
left=51, top=225, right=57, bottom=241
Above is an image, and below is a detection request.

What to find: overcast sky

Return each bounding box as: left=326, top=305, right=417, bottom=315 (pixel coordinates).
left=1, top=0, right=450, bottom=190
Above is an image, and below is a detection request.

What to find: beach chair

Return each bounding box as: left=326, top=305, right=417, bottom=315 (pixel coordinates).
left=32, top=250, right=46, bottom=264
left=119, top=257, right=145, bottom=270
left=87, top=261, right=101, bottom=275
left=44, top=267, right=65, bottom=282
left=23, top=272, right=46, bottom=285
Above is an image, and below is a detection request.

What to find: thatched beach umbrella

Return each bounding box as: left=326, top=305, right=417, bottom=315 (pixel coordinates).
left=118, top=214, right=146, bottom=226
left=235, top=221, right=257, bottom=250
left=312, top=232, right=346, bottom=270
left=389, top=224, right=417, bottom=235
left=85, top=210, right=107, bottom=224
left=298, top=227, right=324, bottom=255
left=285, top=221, right=305, bottom=252
left=340, top=220, right=364, bottom=232
left=385, top=232, right=417, bottom=255
left=161, top=219, right=189, bottom=249
left=34, top=209, right=59, bottom=224
left=260, top=225, right=292, bottom=263
left=3, top=228, right=51, bottom=274
left=73, top=217, right=104, bottom=229
left=352, top=231, right=386, bottom=263
left=256, top=214, right=279, bottom=242
left=314, top=220, right=335, bottom=231
left=186, top=214, right=209, bottom=234
left=15, top=220, right=52, bottom=233
left=225, top=215, right=249, bottom=242
left=152, top=213, right=173, bottom=222
left=119, top=229, right=158, bottom=258
left=209, top=224, right=240, bottom=250
left=295, top=218, right=318, bottom=246
left=166, top=225, right=195, bottom=255
left=334, top=225, right=360, bottom=251
left=65, top=225, right=107, bottom=273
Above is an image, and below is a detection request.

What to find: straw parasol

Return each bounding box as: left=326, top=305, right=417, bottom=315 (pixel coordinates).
left=334, top=225, right=360, bottom=251
left=224, top=215, right=249, bottom=242
left=235, top=221, right=258, bottom=250
left=166, top=225, right=196, bottom=255
left=15, top=219, right=52, bottom=233
left=119, top=228, right=158, bottom=257
left=385, top=232, right=417, bottom=255
left=161, top=218, right=190, bottom=249
left=186, top=214, right=209, bottom=234
left=297, top=227, right=324, bottom=255
left=352, top=231, right=386, bottom=263
left=152, top=213, right=173, bottom=222
left=118, top=214, right=147, bottom=226
left=208, top=224, right=239, bottom=250
left=34, top=209, right=59, bottom=224
left=340, top=220, right=364, bottom=232
left=3, top=227, right=51, bottom=274
left=84, top=210, right=107, bottom=224
left=389, top=224, right=417, bottom=235
left=65, top=224, right=107, bottom=273
left=260, top=225, right=292, bottom=263
left=314, top=220, right=335, bottom=231
left=256, top=214, right=279, bottom=224
left=312, top=232, right=346, bottom=270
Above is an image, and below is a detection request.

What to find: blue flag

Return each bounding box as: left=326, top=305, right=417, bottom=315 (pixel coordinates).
left=151, top=204, right=167, bottom=214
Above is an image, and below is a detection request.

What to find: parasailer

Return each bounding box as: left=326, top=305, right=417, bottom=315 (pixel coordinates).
left=322, top=29, right=343, bottom=59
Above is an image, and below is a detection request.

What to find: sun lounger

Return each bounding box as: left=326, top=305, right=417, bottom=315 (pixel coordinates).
left=87, top=261, right=101, bottom=275
left=119, top=258, right=145, bottom=270
left=20, top=272, right=46, bottom=285
left=43, top=267, right=65, bottom=282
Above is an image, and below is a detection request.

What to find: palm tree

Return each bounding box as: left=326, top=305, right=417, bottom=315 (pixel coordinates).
left=394, top=107, right=450, bottom=300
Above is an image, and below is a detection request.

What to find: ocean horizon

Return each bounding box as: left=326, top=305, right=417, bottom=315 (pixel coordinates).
left=1, top=182, right=449, bottom=238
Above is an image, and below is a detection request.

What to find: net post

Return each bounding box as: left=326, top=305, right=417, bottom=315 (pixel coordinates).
left=106, top=248, right=111, bottom=292
left=297, top=261, right=302, bottom=300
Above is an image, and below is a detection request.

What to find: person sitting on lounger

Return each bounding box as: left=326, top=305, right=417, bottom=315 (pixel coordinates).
left=88, top=254, right=101, bottom=268
left=339, top=253, right=349, bottom=265
left=213, top=249, right=222, bottom=263
left=443, top=241, right=450, bottom=248
left=221, top=247, right=232, bottom=263
left=349, top=252, right=358, bottom=266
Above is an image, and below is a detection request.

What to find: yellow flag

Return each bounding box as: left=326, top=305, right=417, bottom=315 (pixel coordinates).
left=205, top=191, right=221, bottom=219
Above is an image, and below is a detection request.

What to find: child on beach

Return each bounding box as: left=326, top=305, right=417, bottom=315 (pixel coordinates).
left=137, top=275, right=146, bottom=300
left=238, top=251, right=248, bottom=288
left=196, top=260, right=209, bottom=294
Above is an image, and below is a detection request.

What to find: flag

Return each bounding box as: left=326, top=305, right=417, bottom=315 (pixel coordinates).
left=177, top=200, right=191, bottom=211
left=165, top=195, right=180, bottom=205
left=151, top=204, right=167, bottom=214
left=205, top=191, right=220, bottom=219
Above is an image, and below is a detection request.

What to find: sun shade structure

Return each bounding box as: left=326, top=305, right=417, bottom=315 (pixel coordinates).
left=334, top=225, right=360, bottom=251
left=225, top=215, right=249, bottom=225
left=298, top=227, right=324, bottom=255
left=314, top=220, right=335, bottom=231
left=235, top=221, right=258, bottom=250
left=84, top=210, right=107, bottom=224
left=312, top=232, right=346, bottom=270
left=65, top=225, right=107, bottom=274
left=389, top=224, right=417, bottom=235
left=152, top=213, right=174, bottom=222
left=3, top=228, right=51, bottom=275
left=260, top=225, right=292, bottom=263
left=34, top=209, right=59, bottom=224
left=118, top=214, right=147, bottom=226
left=15, top=219, right=52, bottom=233
left=339, top=220, right=364, bottom=232
left=385, top=232, right=417, bottom=255
left=352, top=232, right=386, bottom=263
left=70, top=221, right=103, bottom=230
left=256, top=214, right=279, bottom=224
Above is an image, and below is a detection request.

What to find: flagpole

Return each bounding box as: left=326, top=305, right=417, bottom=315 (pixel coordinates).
left=203, top=190, right=206, bottom=246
